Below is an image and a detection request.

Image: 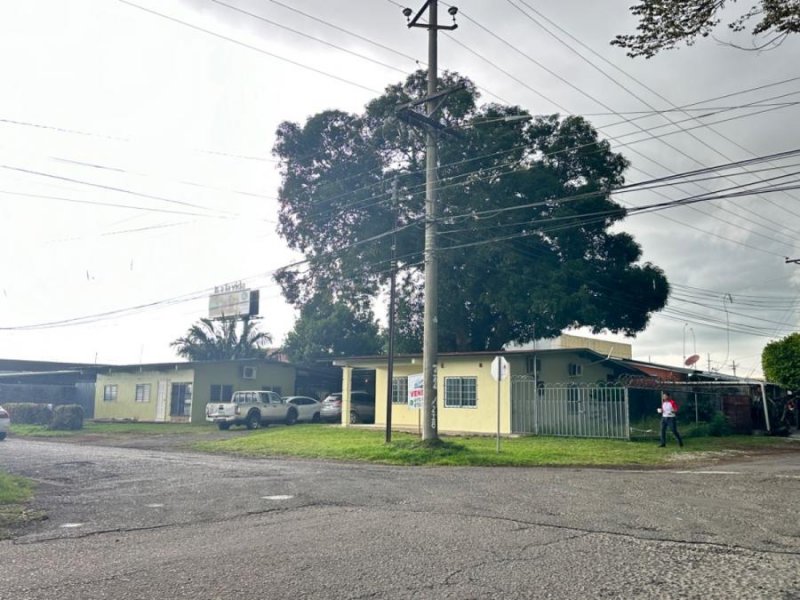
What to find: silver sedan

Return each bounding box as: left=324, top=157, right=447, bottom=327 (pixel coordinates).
left=282, top=396, right=322, bottom=423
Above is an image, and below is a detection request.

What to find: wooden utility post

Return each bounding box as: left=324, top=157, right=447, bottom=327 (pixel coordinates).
left=385, top=177, right=398, bottom=443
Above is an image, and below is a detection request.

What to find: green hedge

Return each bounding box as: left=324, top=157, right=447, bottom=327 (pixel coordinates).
left=4, top=403, right=53, bottom=425
left=50, top=405, right=84, bottom=431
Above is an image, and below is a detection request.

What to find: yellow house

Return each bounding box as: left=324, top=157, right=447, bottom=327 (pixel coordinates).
left=94, top=359, right=297, bottom=425
left=334, top=349, right=641, bottom=436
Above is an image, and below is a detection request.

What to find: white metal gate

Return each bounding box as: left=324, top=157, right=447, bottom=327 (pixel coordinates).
left=511, top=377, right=630, bottom=440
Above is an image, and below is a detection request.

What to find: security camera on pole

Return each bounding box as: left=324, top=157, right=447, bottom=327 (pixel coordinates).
left=400, top=1, right=458, bottom=443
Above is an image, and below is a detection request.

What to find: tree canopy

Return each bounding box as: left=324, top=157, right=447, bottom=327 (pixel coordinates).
left=283, top=293, right=384, bottom=363
left=612, top=0, right=800, bottom=58
left=273, top=71, right=669, bottom=353
left=171, top=317, right=272, bottom=361
left=762, top=332, right=800, bottom=390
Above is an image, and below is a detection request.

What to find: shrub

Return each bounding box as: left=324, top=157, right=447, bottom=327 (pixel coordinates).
left=708, top=412, right=732, bottom=437
left=4, top=403, right=53, bottom=425
left=50, top=405, right=84, bottom=431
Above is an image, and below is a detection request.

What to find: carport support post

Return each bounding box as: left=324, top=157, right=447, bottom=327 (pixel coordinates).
left=496, top=364, right=501, bottom=453
left=341, top=366, right=352, bottom=428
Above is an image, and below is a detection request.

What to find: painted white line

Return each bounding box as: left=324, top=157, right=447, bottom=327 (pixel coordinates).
left=59, top=523, right=84, bottom=529
left=776, top=475, right=800, bottom=480
left=674, top=471, right=742, bottom=475
left=145, top=503, right=164, bottom=508
left=262, top=495, right=293, bottom=501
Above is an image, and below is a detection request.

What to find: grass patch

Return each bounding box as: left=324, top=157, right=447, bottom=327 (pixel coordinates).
left=192, top=425, right=797, bottom=467
left=11, top=422, right=217, bottom=437
left=0, top=472, right=32, bottom=504
left=0, top=471, right=40, bottom=539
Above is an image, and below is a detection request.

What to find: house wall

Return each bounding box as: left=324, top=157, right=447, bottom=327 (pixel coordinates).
left=95, top=368, right=195, bottom=422
left=369, top=351, right=622, bottom=436
left=506, top=353, right=616, bottom=385
left=192, top=362, right=296, bottom=425
left=94, top=361, right=297, bottom=424
left=374, top=357, right=512, bottom=435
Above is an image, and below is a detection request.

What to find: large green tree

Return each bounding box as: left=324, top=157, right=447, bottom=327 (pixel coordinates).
left=613, top=0, right=800, bottom=58
left=762, top=332, right=800, bottom=390
left=283, top=294, right=384, bottom=363
left=171, top=317, right=272, bottom=361
left=273, top=71, right=669, bottom=353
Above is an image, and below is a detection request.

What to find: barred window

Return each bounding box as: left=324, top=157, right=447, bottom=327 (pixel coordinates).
left=103, top=384, right=118, bottom=402
left=392, top=377, right=408, bottom=404
left=135, top=384, right=151, bottom=403
left=444, top=377, right=477, bottom=408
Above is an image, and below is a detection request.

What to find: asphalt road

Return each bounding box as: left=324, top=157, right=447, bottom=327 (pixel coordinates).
left=1, top=437, right=799, bottom=599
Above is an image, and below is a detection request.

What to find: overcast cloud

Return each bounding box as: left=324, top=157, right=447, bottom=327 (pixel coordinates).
left=1, top=0, right=798, bottom=378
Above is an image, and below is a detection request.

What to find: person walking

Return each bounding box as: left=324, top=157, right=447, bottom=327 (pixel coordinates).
left=658, top=391, right=683, bottom=447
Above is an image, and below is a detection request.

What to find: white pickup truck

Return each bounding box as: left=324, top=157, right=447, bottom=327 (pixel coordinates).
left=206, top=390, right=298, bottom=430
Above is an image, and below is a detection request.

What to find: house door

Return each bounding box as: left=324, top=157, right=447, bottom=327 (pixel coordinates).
left=156, top=380, right=168, bottom=422
left=170, top=383, right=193, bottom=418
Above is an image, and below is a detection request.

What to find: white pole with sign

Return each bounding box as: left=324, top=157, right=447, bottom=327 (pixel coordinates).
left=490, top=356, right=509, bottom=453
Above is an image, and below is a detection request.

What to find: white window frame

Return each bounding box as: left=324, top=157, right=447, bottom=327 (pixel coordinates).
left=135, top=383, right=151, bottom=403
left=103, top=384, right=118, bottom=402
left=392, top=376, right=408, bottom=404
left=444, top=376, right=477, bottom=408
left=568, top=363, right=583, bottom=377
left=525, top=356, right=542, bottom=374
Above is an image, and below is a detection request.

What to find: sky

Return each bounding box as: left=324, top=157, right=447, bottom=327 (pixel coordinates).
left=1, top=0, right=798, bottom=378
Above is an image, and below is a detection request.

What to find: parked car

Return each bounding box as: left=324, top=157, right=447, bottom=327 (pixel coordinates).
left=283, top=396, right=322, bottom=423
left=320, top=391, right=375, bottom=424
left=206, top=390, right=298, bottom=430
left=0, top=405, right=9, bottom=440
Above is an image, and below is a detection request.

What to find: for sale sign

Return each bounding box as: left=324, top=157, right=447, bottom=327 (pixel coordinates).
left=407, top=373, right=423, bottom=409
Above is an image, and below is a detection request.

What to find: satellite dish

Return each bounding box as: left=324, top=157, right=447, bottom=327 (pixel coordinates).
left=684, top=354, right=700, bottom=367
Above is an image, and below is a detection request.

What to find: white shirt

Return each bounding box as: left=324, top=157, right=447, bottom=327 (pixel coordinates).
left=661, top=400, right=676, bottom=418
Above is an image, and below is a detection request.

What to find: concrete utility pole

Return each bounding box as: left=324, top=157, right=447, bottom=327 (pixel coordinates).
left=402, top=0, right=458, bottom=442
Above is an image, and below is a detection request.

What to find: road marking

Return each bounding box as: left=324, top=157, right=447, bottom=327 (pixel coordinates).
left=59, top=523, right=84, bottom=528
left=145, top=503, right=164, bottom=508
left=262, top=495, right=293, bottom=501
left=674, top=470, right=742, bottom=475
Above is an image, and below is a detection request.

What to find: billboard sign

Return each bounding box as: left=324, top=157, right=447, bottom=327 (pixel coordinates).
left=208, top=282, right=259, bottom=319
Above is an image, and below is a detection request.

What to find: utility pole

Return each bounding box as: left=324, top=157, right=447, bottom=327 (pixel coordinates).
left=385, top=177, right=399, bottom=443
left=402, top=1, right=458, bottom=442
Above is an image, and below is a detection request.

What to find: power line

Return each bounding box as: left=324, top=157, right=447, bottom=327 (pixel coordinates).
left=116, top=0, right=382, bottom=94
left=506, top=0, right=800, bottom=228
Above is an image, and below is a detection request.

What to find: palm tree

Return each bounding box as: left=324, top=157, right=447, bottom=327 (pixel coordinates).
left=171, top=317, right=273, bottom=361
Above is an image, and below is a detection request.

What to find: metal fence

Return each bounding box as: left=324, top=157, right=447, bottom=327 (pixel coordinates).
left=511, top=377, right=630, bottom=440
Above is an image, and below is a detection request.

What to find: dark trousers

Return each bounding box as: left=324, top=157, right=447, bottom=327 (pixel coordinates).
left=660, top=417, right=683, bottom=446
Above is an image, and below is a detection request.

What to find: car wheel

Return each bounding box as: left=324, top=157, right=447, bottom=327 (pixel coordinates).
left=349, top=410, right=360, bottom=424
left=217, top=422, right=230, bottom=431
left=246, top=411, right=261, bottom=430
left=0, top=432, right=6, bottom=440
left=285, top=408, right=298, bottom=426
left=311, top=413, right=321, bottom=423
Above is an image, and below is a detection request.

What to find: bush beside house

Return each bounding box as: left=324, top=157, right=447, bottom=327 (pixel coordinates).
left=4, top=403, right=53, bottom=426
left=50, top=405, right=84, bottom=430
left=4, top=402, right=84, bottom=430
